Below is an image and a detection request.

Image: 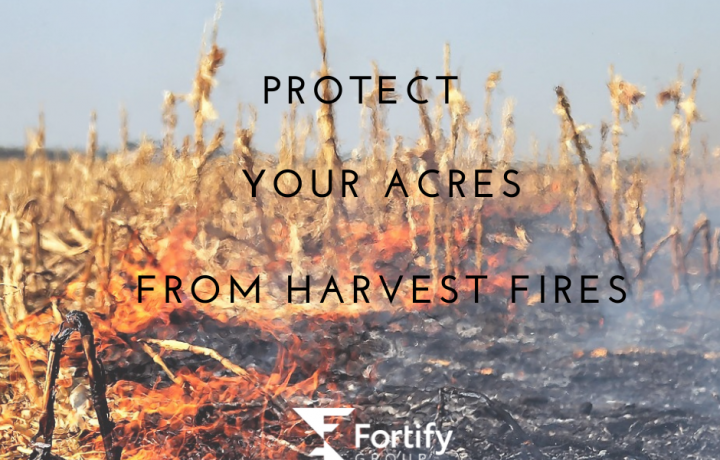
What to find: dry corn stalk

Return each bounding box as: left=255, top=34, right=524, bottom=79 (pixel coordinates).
left=657, top=69, right=684, bottom=291
left=138, top=341, right=182, bottom=386
left=441, top=45, right=464, bottom=278
left=31, top=311, right=119, bottom=460
left=675, top=70, right=702, bottom=230
left=25, top=111, right=46, bottom=159
left=194, top=125, right=225, bottom=201
left=657, top=68, right=684, bottom=228
left=278, top=105, right=311, bottom=276
left=555, top=99, right=584, bottom=268
left=481, top=71, right=501, bottom=165
left=556, top=86, right=631, bottom=293
left=162, top=91, right=179, bottom=162
left=235, top=105, right=274, bottom=256
left=312, top=0, right=348, bottom=256
left=683, top=214, right=711, bottom=284
left=443, top=43, right=469, bottom=167
left=473, top=71, right=501, bottom=271
left=140, top=338, right=284, bottom=407
left=625, top=162, right=646, bottom=293
left=711, top=228, right=720, bottom=290
left=410, top=71, right=438, bottom=264
left=185, top=4, right=225, bottom=156
left=2, top=213, right=27, bottom=322
left=0, top=285, right=39, bottom=404
left=530, top=137, right=545, bottom=193
left=498, top=99, right=515, bottom=169
left=428, top=182, right=438, bottom=298
left=363, top=62, right=392, bottom=226
left=278, top=104, right=299, bottom=173
left=119, top=105, right=128, bottom=155
left=608, top=66, right=644, bottom=244
left=657, top=68, right=702, bottom=292
left=86, top=111, right=98, bottom=166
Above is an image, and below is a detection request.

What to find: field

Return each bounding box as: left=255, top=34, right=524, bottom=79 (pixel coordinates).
left=1, top=3, right=720, bottom=460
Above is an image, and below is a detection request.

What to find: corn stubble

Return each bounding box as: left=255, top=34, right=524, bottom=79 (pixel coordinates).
left=0, top=1, right=716, bottom=458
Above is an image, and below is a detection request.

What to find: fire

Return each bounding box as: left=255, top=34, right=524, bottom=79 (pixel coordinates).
left=28, top=204, right=522, bottom=459
left=653, top=289, right=665, bottom=308
left=0, top=1, right=720, bottom=460
left=590, top=348, right=608, bottom=358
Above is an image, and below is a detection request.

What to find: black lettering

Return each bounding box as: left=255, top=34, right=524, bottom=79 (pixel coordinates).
left=413, top=275, right=431, bottom=303
left=320, top=275, right=343, bottom=303
left=192, top=275, right=219, bottom=304
left=436, top=76, right=458, bottom=103
left=289, top=76, right=305, bottom=104
left=274, top=170, right=302, bottom=197
left=419, top=169, right=439, bottom=197
left=475, top=170, right=492, bottom=197
left=449, top=169, right=465, bottom=197
left=243, top=169, right=265, bottom=197
left=312, top=170, right=332, bottom=197
left=503, top=169, right=520, bottom=197
left=465, top=275, right=487, bottom=303
left=385, top=170, right=408, bottom=197
left=581, top=275, right=599, bottom=303
left=264, top=76, right=280, bottom=103
left=354, top=276, right=370, bottom=303
left=342, top=170, right=359, bottom=197
left=230, top=275, right=260, bottom=303
left=138, top=275, right=155, bottom=303
left=380, top=276, right=403, bottom=303
left=512, top=275, right=529, bottom=303
left=379, top=76, right=397, bottom=104
left=165, top=275, right=182, bottom=303
left=408, top=75, right=428, bottom=104
left=440, top=276, right=457, bottom=303
left=315, top=76, right=342, bottom=104
left=350, top=76, right=372, bottom=103
left=288, top=275, right=311, bottom=303
left=610, top=276, right=627, bottom=303
left=555, top=276, right=571, bottom=303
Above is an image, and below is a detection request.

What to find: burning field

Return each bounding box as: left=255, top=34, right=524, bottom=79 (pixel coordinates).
left=2, top=3, right=720, bottom=460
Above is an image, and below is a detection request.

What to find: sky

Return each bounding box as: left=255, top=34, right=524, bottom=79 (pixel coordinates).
left=1, top=1, right=718, bottom=160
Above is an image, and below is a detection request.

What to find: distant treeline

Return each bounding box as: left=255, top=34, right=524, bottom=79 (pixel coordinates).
left=0, top=147, right=72, bottom=160
left=0, top=145, right=657, bottom=172
left=0, top=147, right=114, bottom=161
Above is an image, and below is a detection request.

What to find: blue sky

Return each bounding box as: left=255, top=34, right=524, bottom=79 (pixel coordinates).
left=1, top=1, right=718, bottom=159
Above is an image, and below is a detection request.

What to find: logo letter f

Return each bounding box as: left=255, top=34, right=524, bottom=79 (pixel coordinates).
left=294, top=408, right=355, bottom=460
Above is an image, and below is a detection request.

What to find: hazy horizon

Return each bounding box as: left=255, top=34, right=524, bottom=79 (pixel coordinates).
left=2, top=1, right=718, bottom=160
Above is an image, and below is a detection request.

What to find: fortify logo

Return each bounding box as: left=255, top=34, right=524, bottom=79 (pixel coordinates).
left=294, top=407, right=355, bottom=460
left=293, top=407, right=454, bottom=459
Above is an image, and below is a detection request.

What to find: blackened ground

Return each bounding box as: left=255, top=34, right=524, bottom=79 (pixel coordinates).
left=284, top=292, right=720, bottom=460
left=109, top=288, right=720, bottom=459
